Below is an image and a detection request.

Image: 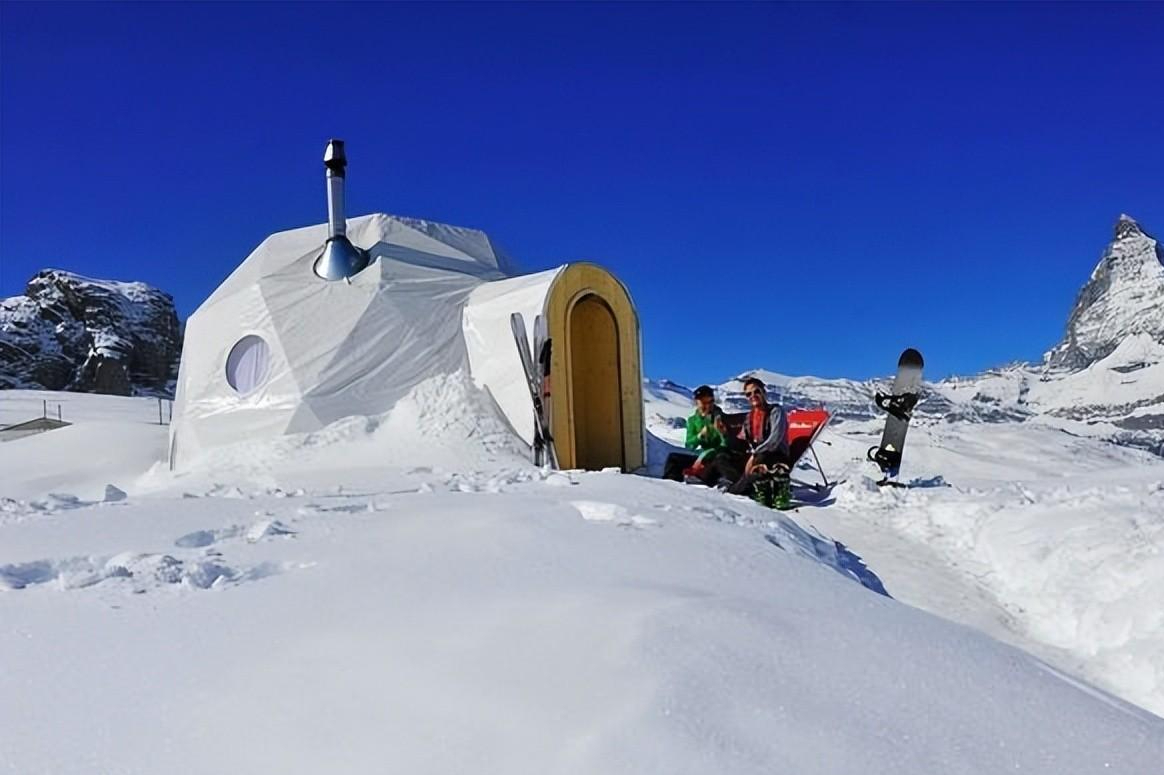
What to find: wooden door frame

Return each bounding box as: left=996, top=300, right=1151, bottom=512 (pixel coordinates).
left=543, top=263, right=644, bottom=471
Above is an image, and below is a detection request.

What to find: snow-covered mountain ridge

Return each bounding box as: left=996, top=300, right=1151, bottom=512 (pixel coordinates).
left=647, top=337, right=1164, bottom=456
left=0, top=270, right=181, bottom=396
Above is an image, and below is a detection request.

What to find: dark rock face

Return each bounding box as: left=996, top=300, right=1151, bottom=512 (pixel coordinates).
left=1046, top=215, right=1164, bottom=370
left=0, top=270, right=181, bottom=396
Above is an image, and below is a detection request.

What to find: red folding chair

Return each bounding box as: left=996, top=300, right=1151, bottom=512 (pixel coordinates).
left=783, top=408, right=833, bottom=488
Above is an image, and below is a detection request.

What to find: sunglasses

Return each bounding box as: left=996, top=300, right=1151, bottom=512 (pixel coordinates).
left=744, top=389, right=764, bottom=398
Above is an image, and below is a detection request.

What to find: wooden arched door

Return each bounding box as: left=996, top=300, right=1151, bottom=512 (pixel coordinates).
left=568, top=294, right=624, bottom=470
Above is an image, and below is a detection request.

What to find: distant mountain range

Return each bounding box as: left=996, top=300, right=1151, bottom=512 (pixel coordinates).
left=647, top=215, right=1164, bottom=458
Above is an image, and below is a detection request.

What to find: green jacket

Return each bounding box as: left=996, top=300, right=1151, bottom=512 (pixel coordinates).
left=685, top=407, right=726, bottom=461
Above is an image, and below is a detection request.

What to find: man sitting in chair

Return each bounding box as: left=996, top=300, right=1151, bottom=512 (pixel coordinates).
left=712, top=377, right=793, bottom=507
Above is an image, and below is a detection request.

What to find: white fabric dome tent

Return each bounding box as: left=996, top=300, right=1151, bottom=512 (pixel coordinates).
left=169, top=213, right=644, bottom=472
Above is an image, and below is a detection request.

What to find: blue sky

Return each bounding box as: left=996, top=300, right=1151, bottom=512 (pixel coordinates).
left=2, top=2, right=1161, bottom=384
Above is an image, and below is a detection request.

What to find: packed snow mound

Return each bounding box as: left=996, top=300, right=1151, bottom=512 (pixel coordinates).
left=0, top=420, right=167, bottom=502
left=2, top=439, right=1162, bottom=773
left=1047, top=214, right=1164, bottom=370
left=0, top=269, right=180, bottom=395
left=165, top=370, right=529, bottom=480
left=832, top=467, right=1164, bottom=716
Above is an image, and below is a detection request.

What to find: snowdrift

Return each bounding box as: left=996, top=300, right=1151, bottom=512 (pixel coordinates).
left=647, top=378, right=1164, bottom=717
left=2, top=386, right=1164, bottom=774
left=2, top=430, right=1162, bottom=773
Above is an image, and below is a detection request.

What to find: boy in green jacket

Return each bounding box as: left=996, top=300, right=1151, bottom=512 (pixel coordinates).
left=663, top=385, right=727, bottom=482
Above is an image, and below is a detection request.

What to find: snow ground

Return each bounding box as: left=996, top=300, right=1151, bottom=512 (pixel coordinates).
left=648, top=394, right=1164, bottom=720
left=0, top=388, right=171, bottom=426
left=2, top=387, right=1163, bottom=774
left=809, top=422, right=1164, bottom=718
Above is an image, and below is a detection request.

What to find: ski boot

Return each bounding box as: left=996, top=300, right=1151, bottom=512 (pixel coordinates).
left=772, top=475, right=792, bottom=510
left=751, top=477, right=775, bottom=508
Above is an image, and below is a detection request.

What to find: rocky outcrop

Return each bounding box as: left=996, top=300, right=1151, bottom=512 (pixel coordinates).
left=1046, top=215, right=1164, bottom=370
left=0, top=270, right=181, bottom=396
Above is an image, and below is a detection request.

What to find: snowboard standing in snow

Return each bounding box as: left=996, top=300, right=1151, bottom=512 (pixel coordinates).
left=868, top=348, right=924, bottom=485
left=510, top=312, right=557, bottom=468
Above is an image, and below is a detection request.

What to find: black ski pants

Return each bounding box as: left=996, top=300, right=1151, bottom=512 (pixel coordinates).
left=714, top=450, right=791, bottom=496
left=663, top=452, right=698, bottom=482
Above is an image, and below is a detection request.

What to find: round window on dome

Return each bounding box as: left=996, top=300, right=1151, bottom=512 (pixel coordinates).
left=225, top=335, right=271, bottom=395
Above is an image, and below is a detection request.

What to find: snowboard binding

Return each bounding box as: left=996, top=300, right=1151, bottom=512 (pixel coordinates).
left=867, top=445, right=902, bottom=478
left=874, top=391, right=919, bottom=422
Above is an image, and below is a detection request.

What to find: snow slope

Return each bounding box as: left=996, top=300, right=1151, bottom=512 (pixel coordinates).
left=646, top=380, right=1164, bottom=718
left=2, top=387, right=1163, bottom=774
left=0, top=390, right=170, bottom=500
left=0, top=387, right=171, bottom=427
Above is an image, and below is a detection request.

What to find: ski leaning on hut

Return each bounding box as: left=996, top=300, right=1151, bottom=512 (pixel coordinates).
left=510, top=312, right=557, bottom=468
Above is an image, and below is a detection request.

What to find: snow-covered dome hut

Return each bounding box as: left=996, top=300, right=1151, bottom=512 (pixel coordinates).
left=169, top=143, right=643, bottom=472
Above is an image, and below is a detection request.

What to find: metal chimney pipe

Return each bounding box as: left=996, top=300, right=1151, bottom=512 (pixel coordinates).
left=324, top=140, right=348, bottom=239
left=313, top=139, right=370, bottom=280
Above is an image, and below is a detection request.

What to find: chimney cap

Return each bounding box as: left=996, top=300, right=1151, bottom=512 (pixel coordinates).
left=324, top=139, right=347, bottom=175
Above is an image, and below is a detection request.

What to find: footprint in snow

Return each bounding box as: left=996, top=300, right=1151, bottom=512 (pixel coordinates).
left=0, top=552, right=286, bottom=592
left=685, top=504, right=744, bottom=524
left=245, top=519, right=296, bottom=541
left=22, top=492, right=89, bottom=514
left=174, top=529, right=220, bottom=549
left=571, top=501, right=658, bottom=528
left=542, top=471, right=578, bottom=488
left=11, top=486, right=129, bottom=517
left=260, top=487, right=306, bottom=499
left=174, top=519, right=296, bottom=549
left=297, top=502, right=378, bottom=516
left=178, top=485, right=250, bottom=500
